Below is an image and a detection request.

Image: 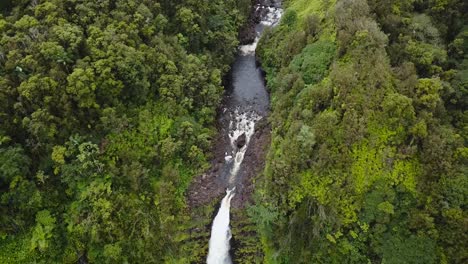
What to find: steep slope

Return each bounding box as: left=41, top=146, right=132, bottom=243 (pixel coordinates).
left=252, top=0, right=467, bottom=263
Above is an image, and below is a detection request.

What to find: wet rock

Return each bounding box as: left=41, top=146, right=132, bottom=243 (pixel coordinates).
left=238, top=0, right=278, bottom=45
left=239, top=27, right=256, bottom=45
left=186, top=0, right=276, bottom=210
left=236, top=133, right=247, bottom=149
left=259, top=0, right=281, bottom=8
left=255, top=129, right=262, bottom=138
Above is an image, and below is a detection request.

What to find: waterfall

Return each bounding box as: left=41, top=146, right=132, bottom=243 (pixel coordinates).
left=206, top=2, right=283, bottom=263
left=207, top=188, right=236, bottom=264
left=206, top=111, right=258, bottom=264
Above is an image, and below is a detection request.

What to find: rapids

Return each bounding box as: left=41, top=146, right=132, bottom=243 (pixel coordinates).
left=206, top=2, right=282, bottom=263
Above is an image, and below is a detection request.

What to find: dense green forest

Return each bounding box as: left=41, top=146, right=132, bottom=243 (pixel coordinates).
left=1, top=0, right=467, bottom=263
left=0, top=0, right=250, bottom=262
left=253, top=0, right=467, bottom=263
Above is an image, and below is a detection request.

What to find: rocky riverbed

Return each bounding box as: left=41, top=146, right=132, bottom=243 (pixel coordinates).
left=187, top=0, right=281, bottom=210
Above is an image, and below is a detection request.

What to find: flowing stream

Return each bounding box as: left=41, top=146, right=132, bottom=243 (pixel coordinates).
left=207, top=2, right=283, bottom=263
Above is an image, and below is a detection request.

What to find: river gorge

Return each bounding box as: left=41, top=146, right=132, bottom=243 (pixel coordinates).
left=202, top=1, right=283, bottom=263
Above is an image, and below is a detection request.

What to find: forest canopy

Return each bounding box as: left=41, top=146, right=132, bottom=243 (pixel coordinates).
left=0, top=0, right=467, bottom=263
left=0, top=0, right=250, bottom=262
left=253, top=0, right=467, bottom=263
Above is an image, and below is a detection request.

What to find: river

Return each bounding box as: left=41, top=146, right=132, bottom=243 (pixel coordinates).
left=206, top=2, right=283, bottom=263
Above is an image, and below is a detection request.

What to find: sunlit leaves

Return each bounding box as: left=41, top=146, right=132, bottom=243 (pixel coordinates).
left=415, top=78, right=443, bottom=110
left=405, top=40, right=447, bottom=75
left=254, top=0, right=466, bottom=262
left=0, top=0, right=248, bottom=262
left=13, top=15, right=39, bottom=31
left=290, top=40, right=336, bottom=85
left=17, top=75, right=58, bottom=105
left=66, top=67, right=98, bottom=108
left=30, top=210, right=56, bottom=252
left=51, top=22, right=83, bottom=53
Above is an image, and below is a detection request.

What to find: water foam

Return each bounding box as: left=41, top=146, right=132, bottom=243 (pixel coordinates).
left=239, top=37, right=260, bottom=55
left=228, top=110, right=261, bottom=183
left=207, top=188, right=236, bottom=264
left=206, top=2, right=283, bottom=263
left=261, top=6, right=283, bottom=26
left=239, top=5, right=283, bottom=55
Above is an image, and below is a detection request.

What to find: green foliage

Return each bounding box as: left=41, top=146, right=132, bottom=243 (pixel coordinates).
left=254, top=0, right=467, bottom=263
left=0, top=0, right=250, bottom=262
left=0, top=234, right=37, bottom=263
left=30, top=210, right=56, bottom=252
left=415, top=78, right=442, bottom=110
left=290, top=40, right=336, bottom=84
left=405, top=40, right=447, bottom=75
left=378, top=235, right=437, bottom=264
left=282, top=10, right=298, bottom=27
left=1, top=0, right=466, bottom=262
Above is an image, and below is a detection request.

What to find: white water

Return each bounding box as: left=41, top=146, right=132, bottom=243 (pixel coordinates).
left=260, top=6, right=283, bottom=26
left=239, top=6, right=283, bottom=55
left=239, top=37, right=260, bottom=55
left=207, top=111, right=259, bottom=264
left=207, top=3, right=282, bottom=263
left=228, top=110, right=261, bottom=184
left=207, top=188, right=236, bottom=264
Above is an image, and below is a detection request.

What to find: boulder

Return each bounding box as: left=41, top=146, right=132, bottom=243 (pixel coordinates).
left=236, top=133, right=247, bottom=149
left=239, top=26, right=256, bottom=45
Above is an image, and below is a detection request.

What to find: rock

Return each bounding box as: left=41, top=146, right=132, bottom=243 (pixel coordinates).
left=239, top=26, right=256, bottom=45
left=236, top=133, right=247, bottom=149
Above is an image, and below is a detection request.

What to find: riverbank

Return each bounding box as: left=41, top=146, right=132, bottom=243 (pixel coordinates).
left=183, top=1, right=282, bottom=263
left=187, top=117, right=271, bottom=209
left=187, top=0, right=279, bottom=210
